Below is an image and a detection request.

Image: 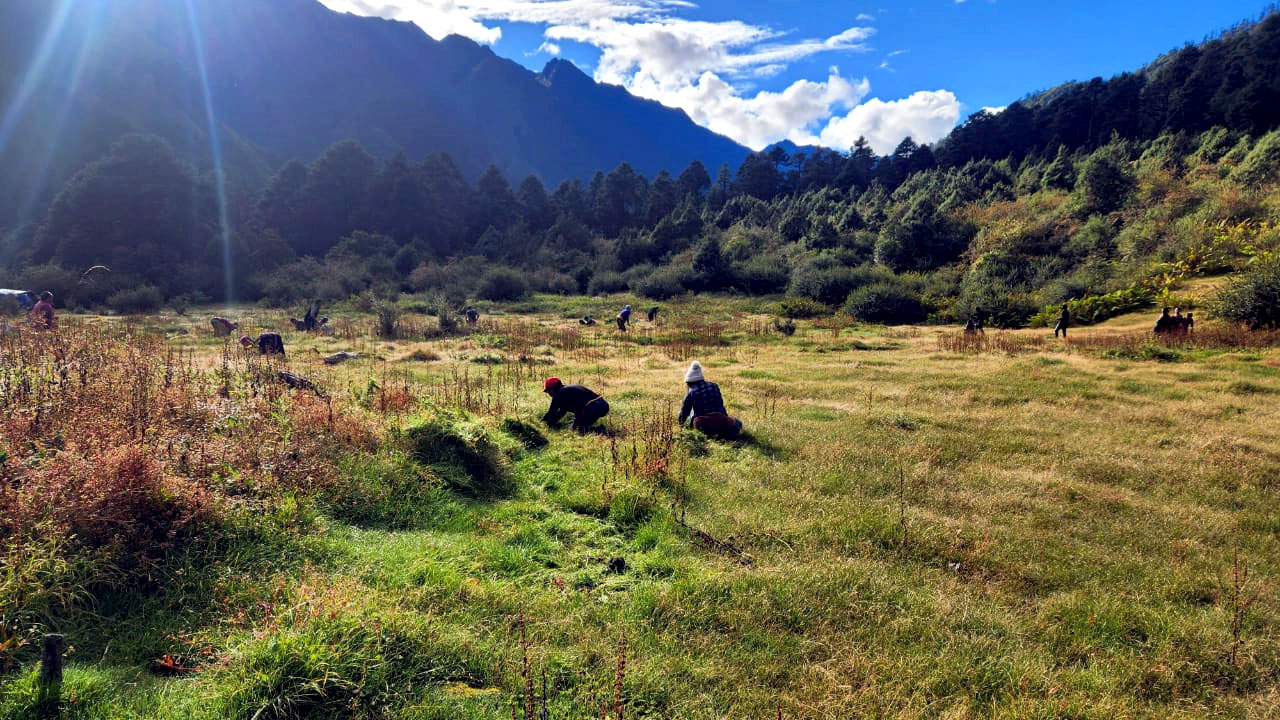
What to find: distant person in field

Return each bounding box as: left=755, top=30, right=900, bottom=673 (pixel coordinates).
left=1054, top=304, right=1070, bottom=338
left=1184, top=312, right=1195, bottom=334
left=30, top=292, right=55, bottom=330
left=1153, top=307, right=1173, bottom=335
left=647, top=306, right=660, bottom=322
left=616, top=304, right=632, bottom=331
left=541, top=377, right=609, bottom=434
left=304, top=301, right=321, bottom=332
left=579, top=316, right=596, bottom=326
left=241, top=333, right=286, bottom=357
left=974, top=315, right=985, bottom=334
left=964, top=318, right=977, bottom=335
left=678, top=361, right=742, bottom=439
left=210, top=316, right=239, bottom=337
left=465, top=306, right=480, bottom=325
left=1170, top=307, right=1190, bottom=335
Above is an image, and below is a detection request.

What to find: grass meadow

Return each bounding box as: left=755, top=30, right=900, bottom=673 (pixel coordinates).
left=1, top=294, right=1278, bottom=719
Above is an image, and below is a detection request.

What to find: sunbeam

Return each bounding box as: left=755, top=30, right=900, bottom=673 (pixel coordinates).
left=0, top=0, right=76, bottom=158
left=182, top=0, right=235, bottom=305
left=10, top=2, right=100, bottom=230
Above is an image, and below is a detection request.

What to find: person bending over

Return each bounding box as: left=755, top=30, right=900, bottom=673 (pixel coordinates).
left=241, top=333, right=286, bottom=357
left=678, top=361, right=742, bottom=439
left=542, top=377, right=609, bottom=434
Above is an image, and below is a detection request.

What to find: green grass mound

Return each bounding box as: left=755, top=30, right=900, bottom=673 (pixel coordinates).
left=406, top=418, right=513, bottom=498
left=499, top=417, right=549, bottom=450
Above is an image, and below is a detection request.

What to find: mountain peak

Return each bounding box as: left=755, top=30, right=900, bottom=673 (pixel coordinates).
left=537, top=58, right=591, bottom=87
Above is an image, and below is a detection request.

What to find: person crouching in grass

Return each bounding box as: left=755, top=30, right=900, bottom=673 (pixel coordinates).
left=542, top=377, right=609, bottom=434
left=678, top=361, right=742, bottom=439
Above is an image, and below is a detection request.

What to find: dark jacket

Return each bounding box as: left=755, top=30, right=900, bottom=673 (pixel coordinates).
left=257, top=333, right=286, bottom=356
left=543, top=385, right=604, bottom=424
left=679, top=381, right=727, bottom=425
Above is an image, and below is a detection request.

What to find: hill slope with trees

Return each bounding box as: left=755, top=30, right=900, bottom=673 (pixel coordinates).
left=0, top=0, right=749, bottom=233
left=4, top=6, right=1280, bottom=328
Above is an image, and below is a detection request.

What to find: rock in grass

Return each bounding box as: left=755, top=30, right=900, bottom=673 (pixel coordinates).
left=324, top=351, right=359, bottom=365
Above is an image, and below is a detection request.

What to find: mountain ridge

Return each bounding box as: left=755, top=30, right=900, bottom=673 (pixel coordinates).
left=0, top=0, right=750, bottom=229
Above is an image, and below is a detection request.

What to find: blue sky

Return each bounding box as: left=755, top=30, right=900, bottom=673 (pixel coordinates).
left=317, top=0, right=1270, bottom=153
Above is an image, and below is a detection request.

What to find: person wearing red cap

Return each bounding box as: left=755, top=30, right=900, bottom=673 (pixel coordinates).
left=542, top=377, right=609, bottom=434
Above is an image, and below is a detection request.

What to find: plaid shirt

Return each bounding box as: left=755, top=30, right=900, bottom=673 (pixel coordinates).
left=679, top=381, right=726, bottom=424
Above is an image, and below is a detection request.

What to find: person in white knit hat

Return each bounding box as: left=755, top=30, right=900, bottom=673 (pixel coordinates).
left=677, top=360, right=742, bottom=438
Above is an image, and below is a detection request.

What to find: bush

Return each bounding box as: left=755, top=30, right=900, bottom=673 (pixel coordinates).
left=364, top=292, right=402, bottom=339
left=1211, top=259, right=1280, bottom=329
left=787, top=265, right=863, bottom=306
left=633, top=265, right=693, bottom=300
left=843, top=282, right=927, bottom=324
left=1029, top=287, right=1154, bottom=327
left=475, top=267, right=528, bottom=302
left=1229, top=129, right=1280, bottom=187
left=105, top=285, right=164, bottom=314
left=530, top=269, right=578, bottom=295
left=588, top=271, right=629, bottom=296
left=954, top=284, right=1039, bottom=328
left=1074, top=144, right=1135, bottom=216
left=734, top=256, right=790, bottom=294
left=778, top=297, right=831, bottom=318
left=406, top=418, right=512, bottom=497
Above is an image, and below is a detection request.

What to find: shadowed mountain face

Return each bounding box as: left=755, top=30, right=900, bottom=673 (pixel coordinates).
left=0, top=0, right=750, bottom=229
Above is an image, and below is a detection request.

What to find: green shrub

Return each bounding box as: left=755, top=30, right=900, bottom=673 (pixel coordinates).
left=406, top=419, right=512, bottom=497
left=1211, top=259, right=1280, bottom=329
left=1074, top=143, right=1135, bottom=216
left=1230, top=129, right=1280, bottom=187
left=844, top=282, right=927, bottom=324
left=475, top=267, right=528, bottom=302
left=787, top=262, right=889, bottom=306
left=105, top=285, right=164, bottom=314
left=953, top=284, right=1038, bottom=329
left=1029, top=287, right=1155, bottom=327
left=778, top=297, right=831, bottom=318
left=633, top=265, right=693, bottom=300
left=588, top=271, right=629, bottom=295
left=733, top=256, right=790, bottom=294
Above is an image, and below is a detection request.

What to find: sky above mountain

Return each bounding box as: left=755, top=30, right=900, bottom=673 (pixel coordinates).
left=316, top=0, right=1270, bottom=154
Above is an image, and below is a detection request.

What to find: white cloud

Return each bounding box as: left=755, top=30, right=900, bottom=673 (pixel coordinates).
left=819, top=90, right=961, bottom=154
left=981, top=105, right=1006, bottom=114
left=538, top=18, right=873, bottom=148
left=317, top=0, right=964, bottom=153
left=317, top=0, right=693, bottom=42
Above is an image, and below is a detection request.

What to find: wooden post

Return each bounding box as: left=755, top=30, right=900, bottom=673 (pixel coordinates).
left=37, top=634, right=64, bottom=706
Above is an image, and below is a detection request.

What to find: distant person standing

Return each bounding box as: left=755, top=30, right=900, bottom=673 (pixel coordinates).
left=1153, top=307, right=1173, bottom=335
left=465, top=307, right=480, bottom=325
left=30, top=292, right=55, bottom=330
left=1053, top=303, right=1070, bottom=338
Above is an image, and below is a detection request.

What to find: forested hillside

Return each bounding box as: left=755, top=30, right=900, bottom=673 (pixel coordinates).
left=4, top=8, right=1280, bottom=326
left=0, top=0, right=748, bottom=232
